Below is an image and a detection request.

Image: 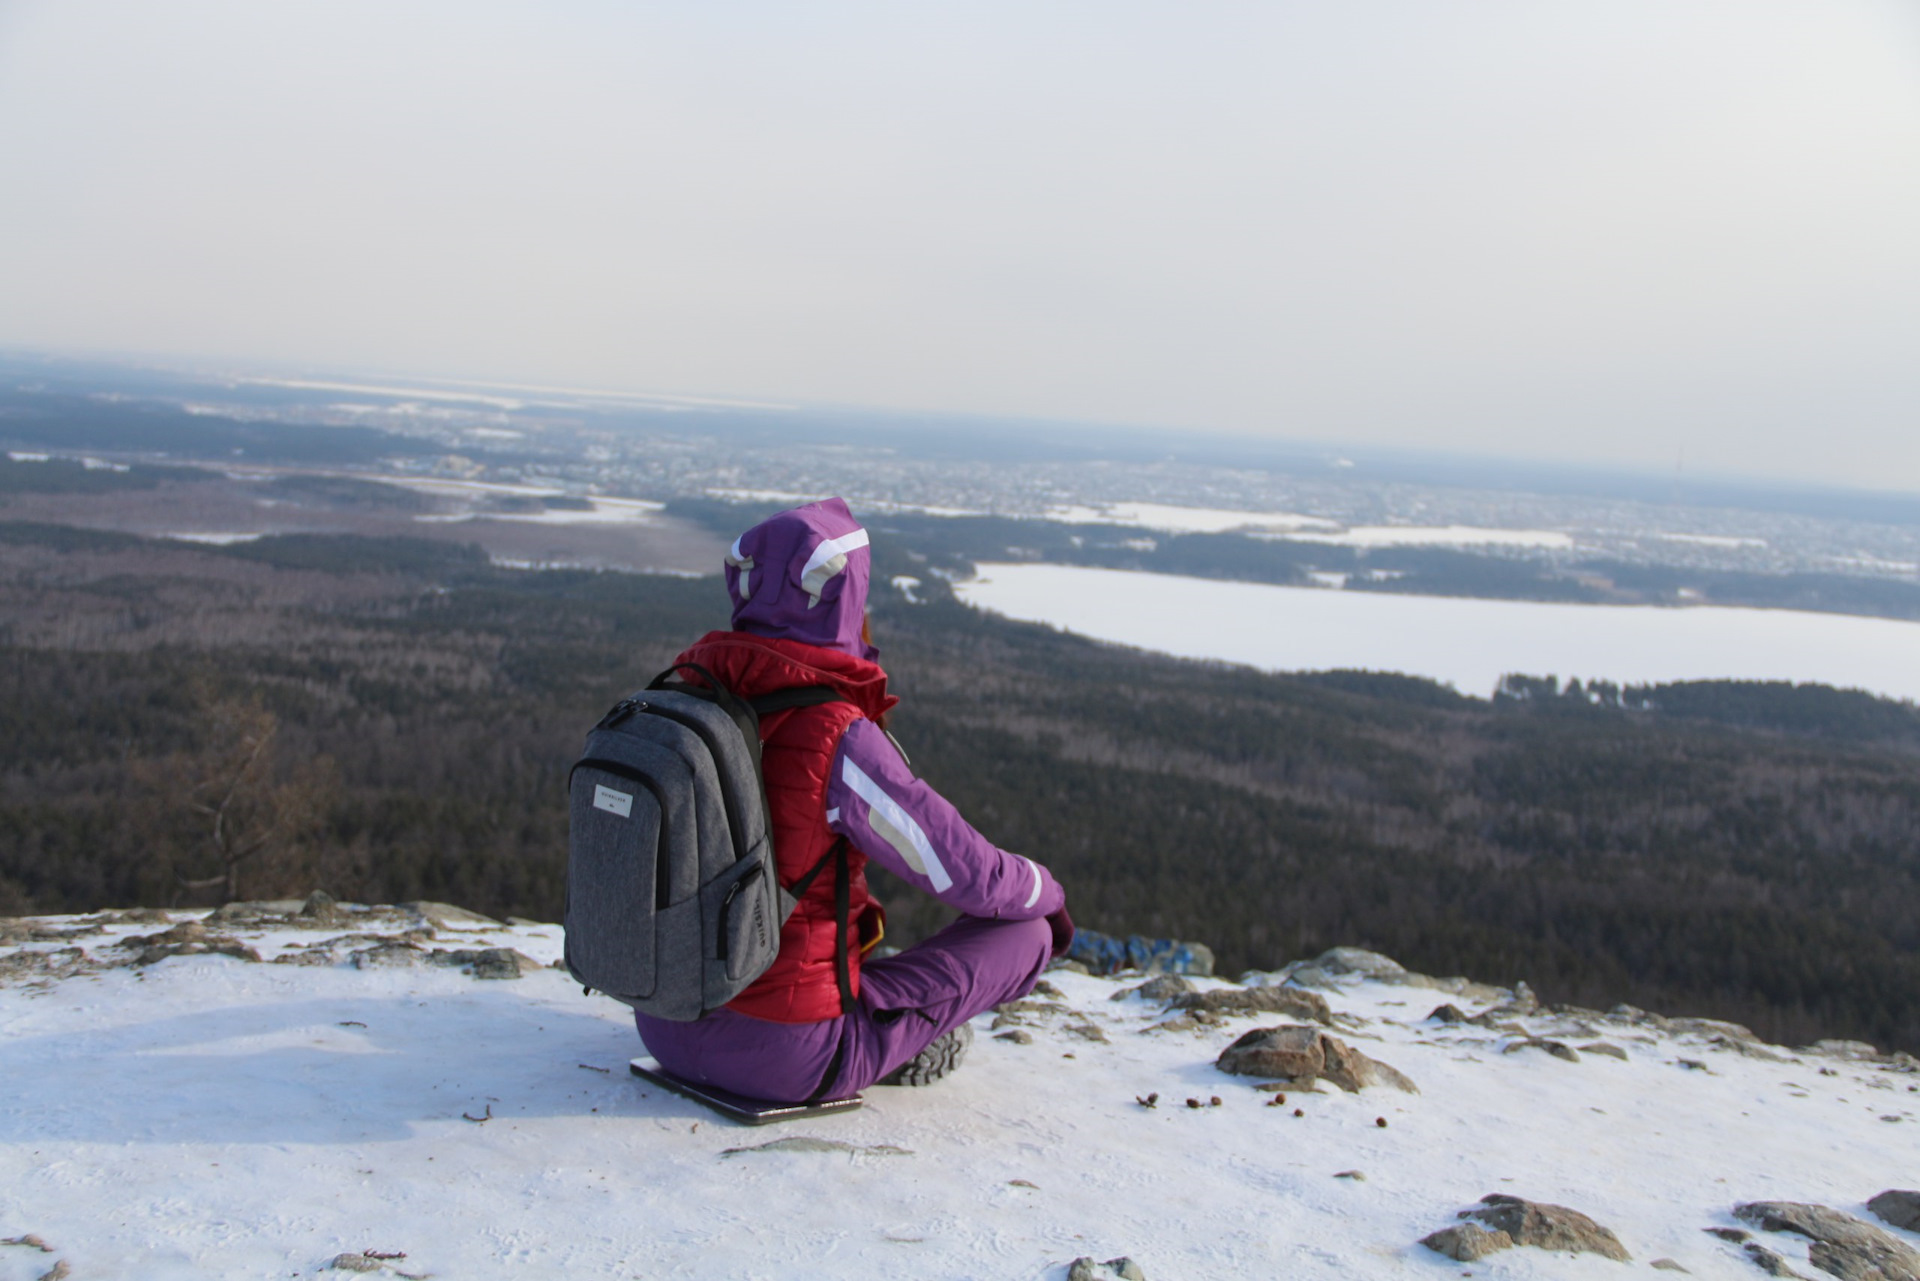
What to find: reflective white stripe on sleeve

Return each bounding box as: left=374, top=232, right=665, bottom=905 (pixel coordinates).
left=841, top=756, right=952, bottom=892
left=825, top=806, right=840, bottom=825
left=1020, top=855, right=1043, bottom=909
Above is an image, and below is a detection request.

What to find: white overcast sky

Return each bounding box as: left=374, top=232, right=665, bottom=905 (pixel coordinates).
left=1, top=2, right=1917, bottom=490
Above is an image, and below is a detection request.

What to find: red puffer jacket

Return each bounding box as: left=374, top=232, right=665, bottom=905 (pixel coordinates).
left=671, top=630, right=899, bottom=1024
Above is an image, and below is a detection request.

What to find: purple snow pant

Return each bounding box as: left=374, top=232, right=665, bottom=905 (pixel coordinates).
left=634, top=914, right=1053, bottom=1102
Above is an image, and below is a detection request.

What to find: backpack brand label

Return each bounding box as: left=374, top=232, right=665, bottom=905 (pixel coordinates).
left=592, top=784, right=634, bottom=818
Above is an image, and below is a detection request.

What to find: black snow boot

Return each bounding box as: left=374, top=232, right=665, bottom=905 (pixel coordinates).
left=879, top=1023, right=974, bottom=1087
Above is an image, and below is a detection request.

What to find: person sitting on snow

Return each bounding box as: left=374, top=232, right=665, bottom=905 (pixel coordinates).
left=633, top=497, right=1073, bottom=1101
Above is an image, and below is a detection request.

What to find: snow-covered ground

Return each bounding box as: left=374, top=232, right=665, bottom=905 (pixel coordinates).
left=955, top=563, right=1920, bottom=702
left=2, top=904, right=1915, bottom=1280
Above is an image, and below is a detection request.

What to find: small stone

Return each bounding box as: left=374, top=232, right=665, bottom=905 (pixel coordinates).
left=0, top=1235, right=52, bottom=1252
left=1334, top=1170, right=1366, bottom=1181
left=37, top=1262, right=71, bottom=1281
left=1650, top=1259, right=1690, bottom=1272
left=1427, top=1003, right=1469, bottom=1023
left=1293, top=1108, right=1304, bottom=1117
left=1064, top=1022, right=1110, bottom=1044
left=1135, top=1093, right=1158, bottom=1108
left=1705, top=1229, right=1751, bottom=1243
left=1009, top=1179, right=1038, bottom=1189
left=1375, top=1116, right=1388, bottom=1127
left=1031, top=979, right=1064, bottom=998
left=1423, top=1225, right=1515, bottom=1262
left=1677, top=1059, right=1711, bottom=1072
left=993, top=1029, right=1033, bottom=1045
left=1580, top=1042, right=1629, bottom=1060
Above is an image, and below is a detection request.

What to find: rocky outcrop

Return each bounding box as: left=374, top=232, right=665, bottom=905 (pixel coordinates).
left=1215, top=1025, right=1417, bottom=1093
left=1423, top=1224, right=1515, bottom=1261
left=1111, top=974, right=1194, bottom=1003
left=1067, top=1258, right=1146, bottom=1281
left=1734, top=1202, right=1920, bottom=1281
left=1170, top=986, right=1332, bottom=1024
left=1470, top=1194, right=1630, bottom=1260
left=1869, top=1192, right=1920, bottom=1233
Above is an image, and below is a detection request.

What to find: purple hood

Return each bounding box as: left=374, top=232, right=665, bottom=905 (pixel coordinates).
left=724, top=498, right=875, bottom=658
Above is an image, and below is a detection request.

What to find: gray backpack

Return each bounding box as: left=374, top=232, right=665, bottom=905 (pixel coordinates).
left=565, top=663, right=845, bottom=1020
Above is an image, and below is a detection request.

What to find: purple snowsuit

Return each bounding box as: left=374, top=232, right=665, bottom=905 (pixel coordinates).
left=634, top=498, right=1070, bottom=1102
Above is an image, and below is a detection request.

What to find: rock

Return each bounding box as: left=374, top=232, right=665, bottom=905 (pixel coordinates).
left=431, top=947, right=533, bottom=980
left=1652, top=1259, right=1691, bottom=1272
left=1709, top=1229, right=1753, bottom=1243
left=1423, top=1224, right=1515, bottom=1262
left=401, top=902, right=502, bottom=929
left=720, top=1136, right=911, bottom=1157
left=1064, top=1023, right=1110, bottom=1043
left=1215, top=1025, right=1417, bottom=1093
left=350, top=941, right=429, bottom=970
left=297, top=890, right=344, bottom=926
left=0, top=948, right=97, bottom=983
left=207, top=900, right=304, bottom=922
left=1581, top=1042, right=1630, bottom=1060
left=324, top=1255, right=424, bottom=1278
left=1171, top=986, right=1332, bottom=1024
left=1030, top=979, right=1065, bottom=998
left=993, top=1029, right=1033, bottom=1045
left=1463, top=1194, right=1631, bottom=1262
left=1310, top=947, right=1409, bottom=980
left=1333, top=1170, right=1365, bottom=1181
left=1868, top=1191, right=1920, bottom=1233
left=1427, top=1003, right=1469, bottom=1023
left=1708, top=1036, right=1791, bottom=1063
left=1217, top=1024, right=1323, bottom=1081
left=1808, top=1040, right=1883, bottom=1062
left=1112, top=974, right=1194, bottom=1003
left=1320, top=1034, right=1419, bottom=1094
left=1143, top=1013, right=1222, bottom=1035
left=1744, top=1243, right=1810, bottom=1278
left=1735, top=1201, right=1920, bottom=1281
left=1067, top=1257, right=1147, bottom=1280
left=1504, top=1038, right=1580, bottom=1063
left=1048, top=958, right=1092, bottom=975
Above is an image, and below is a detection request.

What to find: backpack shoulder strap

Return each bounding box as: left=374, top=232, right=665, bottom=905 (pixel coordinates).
left=746, top=685, right=851, bottom=717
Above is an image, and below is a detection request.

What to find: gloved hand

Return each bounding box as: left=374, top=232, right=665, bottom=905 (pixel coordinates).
left=1046, top=904, right=1075, bottom=958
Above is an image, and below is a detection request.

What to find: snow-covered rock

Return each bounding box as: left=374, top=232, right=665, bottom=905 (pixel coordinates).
left=2, top=903, right=1917, bottom=1280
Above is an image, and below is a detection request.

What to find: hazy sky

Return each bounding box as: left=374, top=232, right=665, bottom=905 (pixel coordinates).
left=2, top=2, right=1918, bottom=490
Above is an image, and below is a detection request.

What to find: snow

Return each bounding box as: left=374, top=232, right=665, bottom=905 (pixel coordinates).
left=1043, top=502, right=1339, bottom=535
left=163, top=532, right=267, bottom=546
left=2, top=908, right=1915, bottom=1279
left=1272, top=525, right=1576, bottom=550
left=954, top=563, right=1920, bottom=702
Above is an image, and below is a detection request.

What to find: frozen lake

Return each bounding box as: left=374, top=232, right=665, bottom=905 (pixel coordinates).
left=953, top=563, right=1920, bottom=702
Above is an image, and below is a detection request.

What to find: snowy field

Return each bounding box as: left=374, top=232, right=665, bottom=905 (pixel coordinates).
left=955, top=563, right=1920, bottom=702
left=1, top=905, right=1915, bottom=1280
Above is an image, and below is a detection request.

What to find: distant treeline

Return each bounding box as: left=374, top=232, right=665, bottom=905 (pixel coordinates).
left=1, top=524, right=1918, bottom=1055
left=0, top=389, right=418, bottom=465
